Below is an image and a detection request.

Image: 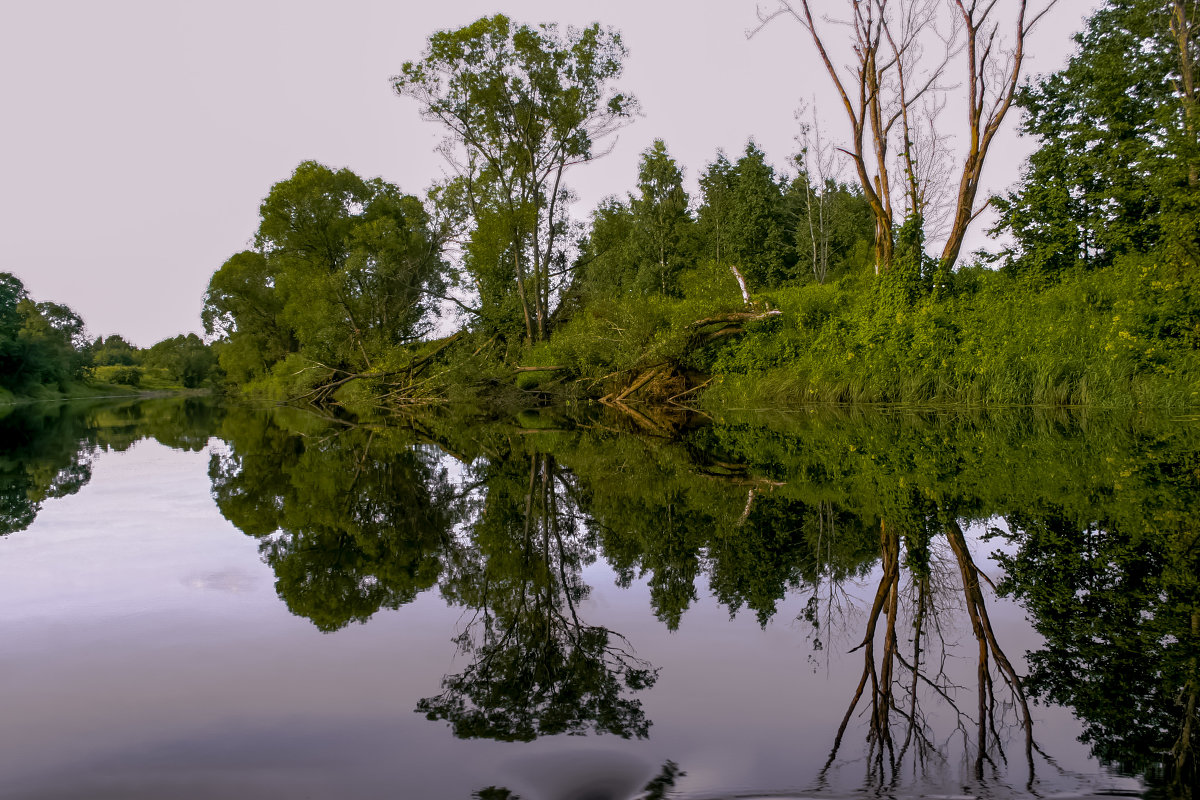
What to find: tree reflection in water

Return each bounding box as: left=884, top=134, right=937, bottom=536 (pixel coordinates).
left=209, top=407, right=460, bottom=632
left=998, top=507, right=1200, bottom=797
left=421, top=452, right=658, bottom=741
left=816, top=515, right=1038, bottom=792
left=208, top=410, right=660, bottom=742
left=12, top=399, right=1186, bottom=795
left=0, top=396, right=223, bottom=535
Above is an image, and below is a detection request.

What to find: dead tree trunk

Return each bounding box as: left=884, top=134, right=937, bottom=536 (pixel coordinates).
left=753, top=0, right=1059, bottom=275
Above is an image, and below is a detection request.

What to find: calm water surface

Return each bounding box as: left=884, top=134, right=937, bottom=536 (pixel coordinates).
left=0, top=397, right=1196, bottom=799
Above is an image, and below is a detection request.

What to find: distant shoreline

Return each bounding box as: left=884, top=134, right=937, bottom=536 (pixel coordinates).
left=0, top=384, right=213, bottom=408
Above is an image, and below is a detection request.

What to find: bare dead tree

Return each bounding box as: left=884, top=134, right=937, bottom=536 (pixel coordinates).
left=944, top=519, right=1036, bottom=782
left=938, top=1, right=1060, bottom=270
left=753, top=0, right=1059, bottom=274
left=902, top=97, right=957, bottom=242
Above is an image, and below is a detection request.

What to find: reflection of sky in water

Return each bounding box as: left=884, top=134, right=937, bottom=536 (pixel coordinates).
left=181, top=568, right=258, bottom=594
left=0, top=437, right=1146, bottom=799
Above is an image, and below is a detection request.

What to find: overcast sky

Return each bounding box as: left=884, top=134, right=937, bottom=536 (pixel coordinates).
left=0, top=0, right=1101, bottom=347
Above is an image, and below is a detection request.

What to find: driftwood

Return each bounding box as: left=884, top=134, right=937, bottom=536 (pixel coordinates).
left=600, top=309, right=783, bottom=409
left=291, top=332, right=465, bottom=406
left=686, top=309, right=782, bottom=330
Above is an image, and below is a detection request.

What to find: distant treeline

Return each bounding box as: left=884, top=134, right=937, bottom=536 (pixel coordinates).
left=203, top=0, right=1200, bottom=411
left=0, top=271, right=218, bottom=400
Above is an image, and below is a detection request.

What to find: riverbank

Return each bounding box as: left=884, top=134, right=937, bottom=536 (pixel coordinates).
left=0, top=380, right=213, bottom=408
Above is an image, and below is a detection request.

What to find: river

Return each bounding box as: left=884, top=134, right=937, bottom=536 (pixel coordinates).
left=0, top=397, right=1194, bottom=799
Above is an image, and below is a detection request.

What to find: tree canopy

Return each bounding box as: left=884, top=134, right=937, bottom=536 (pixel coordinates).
left=202, top=161, right=446, bottom=390
left=394, top=15, right=637, bottom=343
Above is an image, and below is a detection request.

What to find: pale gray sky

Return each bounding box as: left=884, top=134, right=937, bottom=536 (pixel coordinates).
left=0, top=1, right=1100, bottom=346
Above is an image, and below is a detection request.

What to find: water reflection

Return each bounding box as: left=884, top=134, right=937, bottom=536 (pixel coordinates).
left=421, top=451, right=657, bottom=741
left=209, top=408, right=457, bottom=631
left=999, top=505, right=1200, bottom=795
left=815, top=515, right=1037, bottom=791
left=472, top=759, right=684, bottom=800
left=0, top=396, right=222, bottom=535
left=5, top=398, right=1200, bottom=797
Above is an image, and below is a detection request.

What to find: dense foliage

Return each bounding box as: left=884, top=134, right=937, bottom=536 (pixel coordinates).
left=191, top=2, right=1199, bottom=414
left=394, top=14, right=637, bottom=345
left=0, top=272, right=217, bottom=399
left=201, top=161, right=446, bottom=396
left=0, top=273, right=90, bottom=394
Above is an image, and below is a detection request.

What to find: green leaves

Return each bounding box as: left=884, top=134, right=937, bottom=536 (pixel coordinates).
left=394, top=16, right=636, bottom=343
left=995, top=0, right=1199, bottom=279
left=697, top=143, right=806, bottom=290
left=202, top=161, right=446, bottom=389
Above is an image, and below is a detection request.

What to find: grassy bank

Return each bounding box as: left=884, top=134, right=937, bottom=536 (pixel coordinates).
left=701, top=255, right=1200, bottom=410
left=206, top=252, right=1200, bottom=416
left=516, top=252, right=1200, bottom=412
left=0, top=372, right=210, bottom=407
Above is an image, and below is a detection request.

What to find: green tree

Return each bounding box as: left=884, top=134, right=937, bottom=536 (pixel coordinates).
left=91, top=334, right=137, bottom=367
left=786, top=150, right=875, bottom=285
left=202, top=162, right=446, bottom=388
left=574, top=197, right=639, bottom=299
left=256, top=162, right=446, bottom=368
left=202, top=250, right=292, bottom=385
left=0, top=273, right=31, bottom=390
left=144, top=334, right=217, bottom=388
left=697, top=151, right=735, bottom=266
left=630, top=139, right=693, bottom=296
left=993, top=0, right=1200, bottom=279
left=727, top=142, right=793, bottom=288
left=394, top=15, right=638, bottom=344
left=17, top=299, right=90, bottom=388
left=697, top=144, right=793, bottom=291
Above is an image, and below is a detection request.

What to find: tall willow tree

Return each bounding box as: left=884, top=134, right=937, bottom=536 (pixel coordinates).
left=202, top=162, right=446, bottom=388
left=393, top=15, right=638, bottom=345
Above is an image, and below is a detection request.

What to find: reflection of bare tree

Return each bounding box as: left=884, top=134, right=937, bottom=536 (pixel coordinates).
left=801, top=502, right=861, bottom=665
left=945, top=520, right=1036, bottom=778
left=420, top=454, right=658, bottom=741
left=821, top=517, right=1037, bottom=788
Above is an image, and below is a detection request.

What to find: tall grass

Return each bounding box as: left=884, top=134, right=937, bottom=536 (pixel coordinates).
left=695, top=253, right=1200, bottom=410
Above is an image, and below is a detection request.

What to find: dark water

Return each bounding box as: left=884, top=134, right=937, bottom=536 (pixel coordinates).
left=0, top=397, right=1197, bottom=799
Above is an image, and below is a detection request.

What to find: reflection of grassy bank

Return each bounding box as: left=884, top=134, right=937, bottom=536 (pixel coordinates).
left=0, top=376, right=210, bottom=407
